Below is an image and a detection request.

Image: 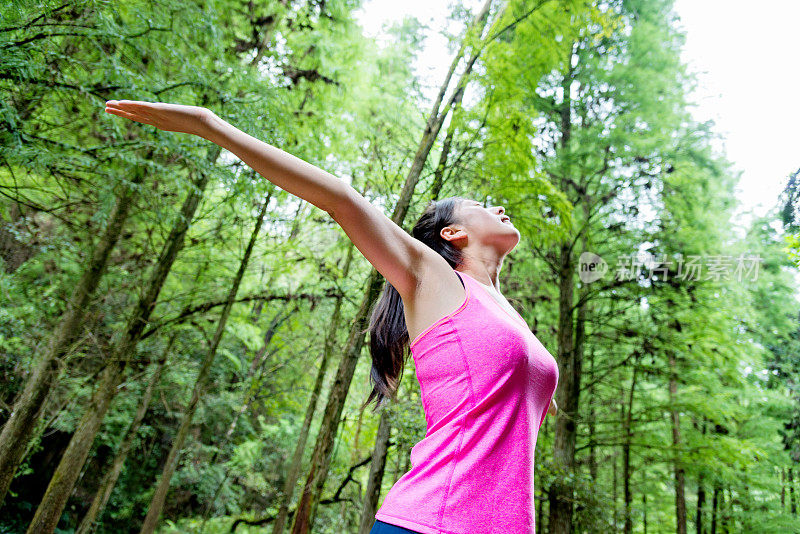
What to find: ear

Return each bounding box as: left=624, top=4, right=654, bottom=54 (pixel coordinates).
left=440, top=225, right=467, bottom=243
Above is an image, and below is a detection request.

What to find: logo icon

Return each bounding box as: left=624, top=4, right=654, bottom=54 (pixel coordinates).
left=579, top=252, right=607, bottom=284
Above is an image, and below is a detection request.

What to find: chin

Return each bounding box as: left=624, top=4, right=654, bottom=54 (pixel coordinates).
left=502, top=232, right=520, bottom=254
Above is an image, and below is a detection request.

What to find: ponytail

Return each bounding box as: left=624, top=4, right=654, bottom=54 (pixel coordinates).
left=363, top=197, right=466, bottom=411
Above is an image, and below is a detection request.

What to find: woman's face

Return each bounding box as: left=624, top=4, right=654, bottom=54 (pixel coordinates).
left=447, top=198, right=520, bottom=254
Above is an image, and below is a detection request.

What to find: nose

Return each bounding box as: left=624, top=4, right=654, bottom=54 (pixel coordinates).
left=494, top=206, right=505, bottom=215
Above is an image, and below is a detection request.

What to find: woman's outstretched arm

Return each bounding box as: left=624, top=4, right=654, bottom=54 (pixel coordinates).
left=104, top=100, right=437, bottom=299
left=106, top=100, right=347, bottom=215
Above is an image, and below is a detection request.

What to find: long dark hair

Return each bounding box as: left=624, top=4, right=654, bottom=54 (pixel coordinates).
left=363, top=196, right=466, bottom=411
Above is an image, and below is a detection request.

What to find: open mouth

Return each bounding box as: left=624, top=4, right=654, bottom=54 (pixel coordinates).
left=501, top=216, right=511, bottom=224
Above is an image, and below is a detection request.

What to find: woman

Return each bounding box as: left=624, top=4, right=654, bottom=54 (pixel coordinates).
left=104, top=100, right=559, bottom=534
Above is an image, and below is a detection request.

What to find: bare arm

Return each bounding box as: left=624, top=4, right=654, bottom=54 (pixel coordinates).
left=104, top=100, right=434, bottom=297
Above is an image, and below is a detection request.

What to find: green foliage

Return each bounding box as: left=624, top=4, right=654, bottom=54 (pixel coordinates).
left=1, top=0, right=798, bottom=532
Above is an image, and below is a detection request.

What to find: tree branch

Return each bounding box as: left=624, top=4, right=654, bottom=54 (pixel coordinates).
left=230, top=455, right=374, bottom=532
left=140, top=288, right=344, bottom=340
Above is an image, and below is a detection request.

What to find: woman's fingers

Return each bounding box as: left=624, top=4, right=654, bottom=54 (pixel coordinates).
left=104, top=106, right=154, bottom=126
left=105, top=100, right=163, bottom=121
left=103, top=100, right=206, bottom=135
left=106, top=99, right=158, bottom=110
left=105, top=100, right=160, bottom=120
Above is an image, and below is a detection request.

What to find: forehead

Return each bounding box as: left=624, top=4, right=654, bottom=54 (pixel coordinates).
left=455, top=199, right=483, bottom=219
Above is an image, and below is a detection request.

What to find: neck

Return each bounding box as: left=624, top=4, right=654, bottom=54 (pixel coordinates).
left=457, top=250, right=505, bottom=292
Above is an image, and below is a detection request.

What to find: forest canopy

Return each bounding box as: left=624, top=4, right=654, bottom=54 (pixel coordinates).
left=1, top=0, right=799, bottom=533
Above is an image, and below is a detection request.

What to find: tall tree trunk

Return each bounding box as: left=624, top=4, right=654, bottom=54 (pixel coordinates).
left=781, top=468, right=786, bottom=510
left=139, top=195, right=269, bottom=534
left=642, top=492, right=647, bottom=534
left=613, top=423, right=619, bottom=529
left=536, top=489, right=545, bottom=534
left=357, top=410, right=392, bottom=534
left=430, top=85, right=465, bottom=201
left=696, top=421, right=707, bottom=534
left=345, top=402, right=367, bottom=522
left=0, top=165, right=146, bottom=505
left=669, top=351, right=687, bottom=534
left=697, top=477, right=706, bottom=534
left=288, top=4, right=496, bottom=532
left=588, top=348, right=597, bottom=482
left=75, top=335, right=174, bottom=534
left=547, top=42, right=579, bottom=534
left=547, top=239, right=579, bottom=534
left=711, top=483, right=719, bottom=534
left=271, top=244, right=354, bottom=534
left=26, top=151, right=216, bottom=534
left=623, top=361, right=638, bottom=534
left=571, top=227, right=589, bottom=527
left=790, top=467, right=796, bottom=515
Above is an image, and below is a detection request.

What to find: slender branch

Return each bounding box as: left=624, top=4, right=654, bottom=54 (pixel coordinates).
left=0, top=73, right=125, bottom=100
left=1, top=31, right=89, bottom=49
left=0, top=3, right=71, bottom=33
left=229, top=455, right=374, bottom=532
left=140, top=289, right=343, bottom=340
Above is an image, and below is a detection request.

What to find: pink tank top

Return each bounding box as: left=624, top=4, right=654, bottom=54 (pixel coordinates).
left=374, top=270, right=559, bottom=534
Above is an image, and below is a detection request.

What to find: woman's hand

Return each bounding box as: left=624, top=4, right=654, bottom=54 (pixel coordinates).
left=104, top=100, right=217, bottom=138
left=547, top=397, right=558, bottom=416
